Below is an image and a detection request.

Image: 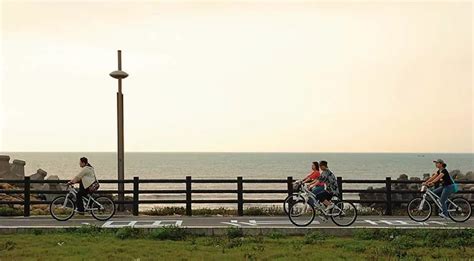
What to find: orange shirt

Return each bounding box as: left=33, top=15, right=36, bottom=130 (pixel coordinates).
left=308, top=170, right=320, bottom=180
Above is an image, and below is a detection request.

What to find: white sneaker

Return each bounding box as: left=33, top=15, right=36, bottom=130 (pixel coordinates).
left=439, top=213, right=448, bottom=219
left=325, top=203, right=335, bottom=211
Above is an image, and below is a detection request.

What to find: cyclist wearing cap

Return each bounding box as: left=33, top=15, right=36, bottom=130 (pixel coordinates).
left=422, top=159, right=458, bottom=219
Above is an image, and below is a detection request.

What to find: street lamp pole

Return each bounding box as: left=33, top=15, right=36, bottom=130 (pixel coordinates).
left=110, top=50, right=128, bottom=212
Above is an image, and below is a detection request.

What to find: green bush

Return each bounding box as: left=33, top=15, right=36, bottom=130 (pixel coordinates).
left=226, top=227, right=243, bottom=239
left=225, top=238, right=244, bottom=248
left=268, top=231, right=284, bottom=240
left=340, top=242, right=367, bottom=252
left=354, top=229, right=401, bottom=241
left=149, top=226, right=187, bottom=241
left=303, top=232, right=325, bottom=244
left=115, top=227, right=141, bottom=240
left=0, top=207, right=22, bottom=216
left=72, top=225, right=103, bottom=235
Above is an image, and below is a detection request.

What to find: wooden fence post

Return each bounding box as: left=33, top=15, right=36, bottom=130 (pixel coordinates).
left=186, top=176, right=192, bottom=216
left=237, top=177, right=243, bottom=216
left=337, top=176, right=343, bottom=201
left=287, top=176, right=293, bottom=196
left=385, top=177, right=392, bottom=215
left=23, top=176, right=30, bottom=217
left=133, top=177, right=139, bottom=216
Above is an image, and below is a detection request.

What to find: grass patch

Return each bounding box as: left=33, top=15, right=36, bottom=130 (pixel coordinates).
left=149, top=226, right=187, bottom=241
left=0, top=228, right=472, bottom=260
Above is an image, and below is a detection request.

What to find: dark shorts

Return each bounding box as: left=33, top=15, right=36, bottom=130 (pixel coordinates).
left=315, top=190, right=333, bottom=202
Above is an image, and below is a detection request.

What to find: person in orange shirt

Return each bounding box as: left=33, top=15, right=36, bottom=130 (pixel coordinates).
left=301, top=161, right=321, bottom=184
left=305, top=162, right=325, bottom=195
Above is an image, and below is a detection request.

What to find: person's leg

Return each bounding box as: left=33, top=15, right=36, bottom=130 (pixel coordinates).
left=432, top=186, right=443, bottom=196
left=323, top=192, right=335, bottom=210
left=316, top=191, right=331, bottom=207
left=311, top=186, right=324, bottom=195
left=440, top=185, right=456, bottom=216
left=76, top=182, right=86, bottom=212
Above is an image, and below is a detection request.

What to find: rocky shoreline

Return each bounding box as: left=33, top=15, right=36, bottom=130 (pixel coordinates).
left=1, top=154, right=473, bottom=215
left=359, top=170, right=474, bottom=210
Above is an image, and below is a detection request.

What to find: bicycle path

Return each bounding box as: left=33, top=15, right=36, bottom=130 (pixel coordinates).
left=0, top=215, right=472, bottom=229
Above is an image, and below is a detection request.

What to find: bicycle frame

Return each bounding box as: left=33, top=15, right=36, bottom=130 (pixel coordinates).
left=63, top=186, right=102, bottom=211
left=297, top=183, right=341, bottom=217
left=418, top=185, right=459, bottom=213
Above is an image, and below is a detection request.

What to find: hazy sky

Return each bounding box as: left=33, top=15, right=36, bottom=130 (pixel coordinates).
left=0, top=1, right=472, bottom=153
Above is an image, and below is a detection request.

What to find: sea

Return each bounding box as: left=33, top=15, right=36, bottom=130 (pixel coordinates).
left=2, top=152, right=473, bottom=208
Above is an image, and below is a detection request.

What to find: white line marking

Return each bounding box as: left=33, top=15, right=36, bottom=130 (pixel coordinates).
left=363, top=220, right=378, bottom=225
left=221, top=222, right=241, bottom=227
left=102, top=221, right=137, bottom=228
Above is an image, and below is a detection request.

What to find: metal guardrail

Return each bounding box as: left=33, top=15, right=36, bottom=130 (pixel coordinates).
left=1, top=176, right=473, bottom=217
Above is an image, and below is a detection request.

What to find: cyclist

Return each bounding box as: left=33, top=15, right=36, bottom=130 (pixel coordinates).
left=314, top=160, right=339, bottom=211
left=422, top=159, right=458, bottom=219
left=67, top=157, right=97, bottom=214
left=306, top=161, right=325, bottom=195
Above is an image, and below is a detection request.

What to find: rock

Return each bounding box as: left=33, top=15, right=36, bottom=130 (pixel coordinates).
left=465, top=171, right=474, bottom=181
left=41, top=175, right=66, bottom=201
left=398, top=174, right=409, bottom=181
left=30, top=169, right=47, bottom=189
left=46, top=175, right=66, bottom=192
left=451, top=170, right=463, bottom=180
left=4, top=159, right=26, bottom=180
left=422, top=173, right=430, bottom=180
left=0, top=155, right=10, bottom=179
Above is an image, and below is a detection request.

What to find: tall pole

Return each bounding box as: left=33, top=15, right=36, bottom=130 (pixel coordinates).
left=110, top=50, right=128, bottom=212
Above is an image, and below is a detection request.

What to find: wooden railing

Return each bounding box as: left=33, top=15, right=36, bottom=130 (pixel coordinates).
left=1, top=176, right=473, bottom=217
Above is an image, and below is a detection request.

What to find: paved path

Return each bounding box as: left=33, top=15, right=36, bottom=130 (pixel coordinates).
left=0, top=216, right=472, bottom=229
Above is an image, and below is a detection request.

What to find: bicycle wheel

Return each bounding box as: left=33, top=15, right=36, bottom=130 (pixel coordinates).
left=288, top=200, right=315, bottom=227
left=91, top=196, right=116, bottom=221
left=330, top=201, right=357, bottom=227
left=283, top=193, right=304, bottom=215
left=447, top=197, right=472, bottom=223
left=50, top=196, right=75, bottom=221
left=407, top=197, right=432, bottom=222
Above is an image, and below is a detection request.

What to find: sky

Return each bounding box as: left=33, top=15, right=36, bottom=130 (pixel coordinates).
left=0, top=1, right=472, bottom=153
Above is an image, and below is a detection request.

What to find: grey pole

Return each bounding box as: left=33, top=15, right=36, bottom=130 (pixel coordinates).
left=110, top=50, right=128, bottom=212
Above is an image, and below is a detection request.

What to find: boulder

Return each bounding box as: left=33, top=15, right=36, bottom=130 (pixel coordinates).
left=30, top=169, right=47, bottom=189
left=422, top=173, right=430, bottom=180
left=4, top=159, right=26, bottom=180
left=0, top=155, right=10, bottom=179
left=398, top=174, right=409, bottom=181
left=465, top=171, right=474, bottom=181
left=451, top=170, right=463, bottom=180
left=41, top=175, right=66, bottom=201
left=46, top=175, right=65, bottom=191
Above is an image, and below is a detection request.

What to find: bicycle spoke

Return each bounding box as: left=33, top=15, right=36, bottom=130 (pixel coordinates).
left=447, top=197, right=472, bottom=222
left=407, top=197, right=432, bottom=222
left=330, top=201, right=357, bottom=226
left=91, top=197, right=115, bottom=221
left=50, top=196, right=75, bottom=221
left=288, top=200, right=315, bottom=227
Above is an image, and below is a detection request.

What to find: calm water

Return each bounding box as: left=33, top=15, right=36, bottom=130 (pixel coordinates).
left=2, top=152, right=473, bottom=207
left=2, top=152, right=473, bottom=180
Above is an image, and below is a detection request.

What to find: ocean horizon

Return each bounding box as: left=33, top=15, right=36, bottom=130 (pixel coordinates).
left=1, top=152, right=472, bottom=181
